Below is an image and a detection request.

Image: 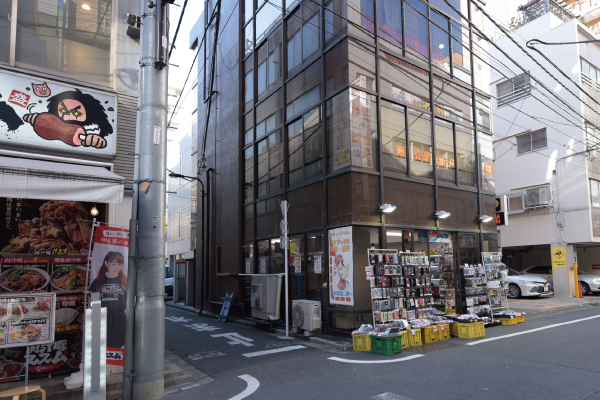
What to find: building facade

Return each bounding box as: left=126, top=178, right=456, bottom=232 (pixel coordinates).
left=193, top=0, right=498, bottom=334
left=492, top=3, right=600, bottom=296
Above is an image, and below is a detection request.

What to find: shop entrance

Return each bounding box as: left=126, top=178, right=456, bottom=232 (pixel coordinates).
left=289, top=232, right=326, bottom=328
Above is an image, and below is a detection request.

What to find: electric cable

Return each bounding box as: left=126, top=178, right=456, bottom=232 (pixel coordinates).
left=168, top=0, right=189, bottom=59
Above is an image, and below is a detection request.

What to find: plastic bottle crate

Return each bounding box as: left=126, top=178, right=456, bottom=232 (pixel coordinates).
left=399, top=331, right=410, bottom=349
left=352, top=334, right=371, bottom=352
left=407, top=328, right=423, bottom=347
left=516, top=315, right=525, bottom=323
left=370, top=335, right=402, bottom=356
left=422, top=325, right=439, bottom=344
left=437, top=323, right=451, bottom=341
left=497, top=318, right=518, bottom=326
left=445, top=308, right=456, bottom=315
left=457, top=322, right=485, bottom=339
left=449, top=322, right=459, bottom=337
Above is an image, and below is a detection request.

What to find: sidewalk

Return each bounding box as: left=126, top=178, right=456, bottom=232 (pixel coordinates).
left=508, top=295, right=600, bottom=316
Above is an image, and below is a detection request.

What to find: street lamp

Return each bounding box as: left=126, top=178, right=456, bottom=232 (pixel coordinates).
left=379, top=204, right=397, bottom=213
left=435, top=211, right=451, bottom=219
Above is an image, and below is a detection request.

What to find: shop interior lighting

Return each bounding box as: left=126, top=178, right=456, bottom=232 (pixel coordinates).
left=379, top=204, right=397, bottom=213
left=435, top=211, right=451, bottom=219
left=479, top=215, right=493, bottom=223
left=81, top=3, right=91, bottom=10
left=90, top=205, right=99, bottom=217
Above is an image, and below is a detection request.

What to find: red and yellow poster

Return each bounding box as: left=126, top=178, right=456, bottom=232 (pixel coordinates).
left=328, top=227, right=354, bottom=306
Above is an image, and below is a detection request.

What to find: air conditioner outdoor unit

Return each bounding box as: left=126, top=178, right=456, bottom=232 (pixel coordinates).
left=292, top=300, right=321, bottom=333
left=525, top=186, right=551, bottom=208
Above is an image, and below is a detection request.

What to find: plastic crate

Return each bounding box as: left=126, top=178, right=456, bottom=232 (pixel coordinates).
left=370, top=335, right=402, bottom=356
left=422, top=325, right=439, bottom=344
left=449, top=322, right=459, bottom=337
left=516, top=315, right=525, bottom=323
left=400, top=331, right=410, bottom=349
left=407, top=328, right=423, bottom=347
left=352, top=334, right=371, bottom=352
left=445, top=308, right=456, bottom=315
left=497, top=318, right=517, bottom=326
left=457, top=322, right=486, bottom=339
left=437, top=323, right=451, bottom=341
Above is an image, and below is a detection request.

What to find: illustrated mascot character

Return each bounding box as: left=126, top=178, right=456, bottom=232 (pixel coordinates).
left=22, top=89, right=113, bottom=149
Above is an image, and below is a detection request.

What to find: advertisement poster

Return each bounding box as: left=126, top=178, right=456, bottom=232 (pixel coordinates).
left=1, top=198, right=99, bottom=256
left=0, top=257, right=51, bottom=293
left=328, top=227, right=354, bottom=306
left=0, top=70, right=117, bottom=155
left=245, top=259, right=252, bottom=274
left=293, top=257, right=301, bottom=274
left=90, top=225, right=129, bottom=366
left=314, top=255, right=322, bottom=274
left=50, top=257, right=89, bottom=293
left=259, top=258, right=267, bottom=274
left=332, top=92, right=351, bottom=171
left=350, top=89, right=373, bottom=170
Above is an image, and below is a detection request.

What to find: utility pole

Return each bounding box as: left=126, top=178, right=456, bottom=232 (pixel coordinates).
left=280, top=200, right=289, bottom=338
left=122, top=0, right=168, bottom=397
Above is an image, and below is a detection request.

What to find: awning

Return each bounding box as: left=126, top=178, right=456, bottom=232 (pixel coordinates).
left=0, top=156, right=126, bottom=203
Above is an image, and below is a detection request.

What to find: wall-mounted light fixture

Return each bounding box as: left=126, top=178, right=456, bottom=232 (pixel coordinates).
left=90, top=205, right=99, bottom=217
left=479, top=215, right=493, bottom=223
left=81, top=3, right=91, bottom=10
left=379, top=204, right=397, bottom=213
left=435, top=211, right=451, bottom=219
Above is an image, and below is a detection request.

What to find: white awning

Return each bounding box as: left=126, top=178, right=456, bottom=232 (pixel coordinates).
left=0, top=156, right=126, bottom=203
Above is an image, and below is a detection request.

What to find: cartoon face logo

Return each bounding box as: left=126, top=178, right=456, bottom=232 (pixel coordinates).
left=57, top=99, right=86, bottom=122
left=32, top=82, right=51, bottom=97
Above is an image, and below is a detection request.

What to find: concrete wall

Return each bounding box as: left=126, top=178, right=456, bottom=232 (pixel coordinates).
left=492, top=14, right=593, bottom=247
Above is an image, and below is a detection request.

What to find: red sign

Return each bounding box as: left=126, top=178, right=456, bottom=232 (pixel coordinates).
left=396, top=145, right=406, bottom=158
left=8, top=90, right=30, bottom=107
left=495, top=213, right=505, bottom=226
left=592, top=265, right=600, bottom=269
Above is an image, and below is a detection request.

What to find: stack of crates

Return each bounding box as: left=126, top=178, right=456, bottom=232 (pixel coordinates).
left=370, top=335, right=402, bottom=356
left=517, top=315, right=525, bottom=323
left=400, top=331, right=410, bottom=350
left=406, top=328, right=423, bottom=347
left=422, top=325, right=439, bottom=344
left=457, top=322, right=485, bottom=339
left=449, top=322, right=459, bottom=337
left=497, top=317, right=518, bottom=326
left=437, top=323, right=451, bottom=341
left=352, top=334, right=371, bottom=352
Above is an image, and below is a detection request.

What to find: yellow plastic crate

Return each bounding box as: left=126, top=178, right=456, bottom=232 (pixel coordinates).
left=457, top=322, right=485, bottom=339
left=449, top=322, right=459, bottom=337
left=352, top=334, right=371, bottom=352
left=407, top=328, right=423, bottom=347
left=437, top=323, right=451, bottom=341
left=422, top=325, right=439, bottom=344
left=445, top=308, right=456, bottom=315
left=516, top=315, right=525, bottom=323
left=497, top=318, right=517, bottom=326
left=400, top=331, right=410, bottom=349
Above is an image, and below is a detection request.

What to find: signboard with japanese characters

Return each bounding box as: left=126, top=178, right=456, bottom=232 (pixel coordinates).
left=0, top=69, right=117, bottom=155
left=0, top=256, right=51, bottom=293
left=0, top=293, right=55, bottom=348
left=50, top=257, right=89, bottom=293
left=328, top=227, right=354, bottom=306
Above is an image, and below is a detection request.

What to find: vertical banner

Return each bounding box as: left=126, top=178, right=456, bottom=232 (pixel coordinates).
left=328, top=227, right=354, bottom=306
left=89, top=226, right=129, bottom=366
left=332, top=92, right=351, bottom=171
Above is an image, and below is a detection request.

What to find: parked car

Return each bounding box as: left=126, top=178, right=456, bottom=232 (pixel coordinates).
left=165, top=265, right=174, bottom=296
left=521, top=265, right=553, bottom=290
left=507, top=268, right=553, bottom=298
left=577, top=270, right=600, bottom=296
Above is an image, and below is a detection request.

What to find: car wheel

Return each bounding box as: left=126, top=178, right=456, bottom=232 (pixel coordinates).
left=508, top=283, right=521, bottom=299
left=581, top=282, right=590, bottom=296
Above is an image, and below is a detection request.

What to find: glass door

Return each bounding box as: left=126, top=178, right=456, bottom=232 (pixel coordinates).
left=307, top=233, right=324, bottom=303
left=290, top=235, right=306, bottom=300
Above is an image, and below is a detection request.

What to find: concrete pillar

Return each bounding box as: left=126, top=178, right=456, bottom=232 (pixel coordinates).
left=550, top=244, right=578, bottom=298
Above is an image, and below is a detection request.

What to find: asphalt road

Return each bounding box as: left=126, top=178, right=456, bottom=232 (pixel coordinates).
left=163, top=305, right=600, bottom=400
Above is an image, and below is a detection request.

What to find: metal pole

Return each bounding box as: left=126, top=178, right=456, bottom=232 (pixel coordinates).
left=131, top=0, right=168, bottom=396
left=280, top=200, right=289, bottom=338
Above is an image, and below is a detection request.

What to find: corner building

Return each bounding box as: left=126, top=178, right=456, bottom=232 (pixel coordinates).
left=193, top=0, right=498, bottom=335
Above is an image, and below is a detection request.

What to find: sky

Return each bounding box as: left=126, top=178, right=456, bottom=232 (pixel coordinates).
left=487, top=0, right=523, bottom=28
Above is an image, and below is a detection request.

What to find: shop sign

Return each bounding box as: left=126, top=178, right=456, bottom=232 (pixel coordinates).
left=0, top=70, right=117, bottom=155
left=332, top=92, right=351, bottom=171
left=395, top=145, right=406, bottom=158
left=245, top=259, right=252, bottom=274
left=314, top=255, right=322, bottom=274
left=328, top=227, right=354, bottom=306
left=259, top=258, right=267, bottom=274
left=293, top=257, right=301, bottom=273
left=552, top=247, right=567, bottom=268
left=349, top=89, right=374, bottom=170
left=90, top=226, right=129, bottom=366
left=1, top=199, right=99, bottom=256
left=592, top=265, right=600, bottom=269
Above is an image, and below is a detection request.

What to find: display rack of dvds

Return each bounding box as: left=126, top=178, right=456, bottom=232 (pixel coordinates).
left=482, top=252, right=509, bottom=315
left=438, top=253, right=456, bottom=311
left=367, top=249, right=434, bottom=326
left=461, top=263, right=491, bottom=317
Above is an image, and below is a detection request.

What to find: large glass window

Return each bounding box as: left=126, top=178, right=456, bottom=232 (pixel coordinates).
left=379, top=53, right=430, bottom=110
left=476, top=94, right=491, bottom=131
left=326, top=89, right=378, bottom=173
left=378, top=0, right=402, bottom=48
left=404, top=0, right=428, bottom=60
left=435, top=118, right=455, bottom=183
left=256, top=89, right=283, bottom=139
left=256, top=26, right=283, bottom=100
left=430, top=0, right=462, bottom=21
left=286, top=60, right=321, bottom=120
left=245, top=147, right=254, bottom=203
left=381, top=100, right=407, bottom=174
left=258, top=240, right=269, bottom=273
left=256, top=0, right=282, bottom=44
left=479, top=131, right=495, bottom=192
left=245, top=20, right=254, bottom=57
left=244, top=205, right=254, bottom=239
left=245, top=0, right=254, bottom=23
left=325, top=38, right=376, bottom=97
left=244, top=58, right=254, bottom=112
left=244, top=113, right=254, bottom=146
left=0, top=0, right=10, bottom=63
left=481, top=195, right=497, bottom=232
left=288, top=107, right=323, bottom=186
left=451, top=19, right=471, bottom=84
left=408, top=110, right=432, bottom=179
left=287, top=1, right=321, bottom=74
left=431, top=11, right=450, bottom=73
left=591, top=179, right=600, bottom=207
left=16, top=0, right=113, bottom=83
left=456, top=125, right=475, bottom=187
left=256, top=196, right=281, bottom=237
left=349, top=0, right=375, bottom=44
left=433, top=76, right=472, bottom=123
left=257, top=130, right=283, bottom=197
left=324, top=0, right=348, bottom=46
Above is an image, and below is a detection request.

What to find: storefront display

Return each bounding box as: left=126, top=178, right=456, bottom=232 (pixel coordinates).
left=482, top=252, right=509, bottom=316
left=461, top=263, right=491, bottom=317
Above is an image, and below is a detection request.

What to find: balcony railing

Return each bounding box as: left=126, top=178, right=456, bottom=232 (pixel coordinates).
left=514, top=0, right=576, bottom=28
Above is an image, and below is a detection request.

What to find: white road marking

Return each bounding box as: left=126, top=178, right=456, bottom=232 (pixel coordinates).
left=328, top=354, right=424, bottom=364
left=188, top=351, right=225, bottom=361
left=184, top=323, right=221, bottom=332
left=242, top=345, right=306, bottom=358
left=165, top=316, right=192, bottom=322
left=211, top=332, right=255, bottom=347
left=467, top=314, right=600, bottom=345
left=228, top=375, right=260, bottom=400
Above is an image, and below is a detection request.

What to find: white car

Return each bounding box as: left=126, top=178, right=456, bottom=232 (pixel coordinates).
left=165, top=265, right=174, bottom=296
left=578, top=270, right=600, bottom=296
left=507, top=268, right=553, bottom=298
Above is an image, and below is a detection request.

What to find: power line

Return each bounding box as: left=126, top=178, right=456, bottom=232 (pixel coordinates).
left=168, top=0, right=189, bottom=60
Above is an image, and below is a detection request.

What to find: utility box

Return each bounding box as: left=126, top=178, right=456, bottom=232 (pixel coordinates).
left=245, top=274, right=283, bottom=321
